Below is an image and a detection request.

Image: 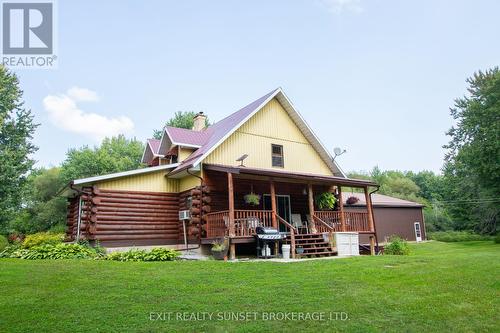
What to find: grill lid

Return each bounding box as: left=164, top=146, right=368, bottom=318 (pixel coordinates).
left=256, top=226, right=279, bottom=235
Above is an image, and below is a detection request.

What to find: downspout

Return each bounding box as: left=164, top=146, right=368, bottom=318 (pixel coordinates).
left=185, top=167, right=203, bottom=251
left=369, top=185, right=381, bottom=254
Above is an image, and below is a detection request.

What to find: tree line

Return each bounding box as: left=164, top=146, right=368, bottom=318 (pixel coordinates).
left=0, top=65, right=498, bottom=236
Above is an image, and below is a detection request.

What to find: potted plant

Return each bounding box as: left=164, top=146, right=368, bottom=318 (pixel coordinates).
left=211, top=239, right=228, bottom=260
left=315, top=192, right=337, bottom=210
left=346, top=196, right=359, bottom=205
left=244, top=193, right=261, bottom=206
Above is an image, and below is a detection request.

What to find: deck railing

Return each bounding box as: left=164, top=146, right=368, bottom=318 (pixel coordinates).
left=205, top=210, right=372, bottom=239
left=204, top=210, right=274, bottom=238
left=315, top=211, right=371, bottom=232
left=205, top=210, right=229, bottom=238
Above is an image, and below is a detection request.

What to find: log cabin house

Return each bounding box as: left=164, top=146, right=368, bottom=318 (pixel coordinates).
left=63, top=88, right=383, bottom=259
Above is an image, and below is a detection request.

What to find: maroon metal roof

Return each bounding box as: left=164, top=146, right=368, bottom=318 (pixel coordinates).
left=165, top=126, right=212, bottom=147
left=202, top=163, right=378, bottom=187
left=147, top=139, right=161, bottom=154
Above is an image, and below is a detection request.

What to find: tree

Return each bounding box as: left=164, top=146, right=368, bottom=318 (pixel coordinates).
left=443, top=68, right=500, bottom=234
left=153, top=111, right=210, bottom=139
left=8, top=168, right=67, bottom=234
left=0, top=65, right=38, bottom=233
left=61, top=135, right=144, bottom=182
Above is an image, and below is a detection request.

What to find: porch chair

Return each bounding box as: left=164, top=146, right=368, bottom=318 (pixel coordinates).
left=247, top=217, right=260, bottom=234
left=291, top=214, right=308, bottom=234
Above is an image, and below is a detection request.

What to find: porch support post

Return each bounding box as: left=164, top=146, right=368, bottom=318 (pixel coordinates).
left=228, top=172, right=236, bottom=260
left=364, top=186, right=376, bottom=255
left=270, top=180, right=279, bottom=256
left=364, top=186, right=375, bottom=232
left=308, top=184, right=317, bottom=234
left=270, top=180, right=277, bottom=229
left=338, top=186, right=346, bottom=232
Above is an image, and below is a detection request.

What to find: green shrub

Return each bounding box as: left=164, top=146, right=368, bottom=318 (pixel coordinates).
left=0, top=244, right=21, bottom=258
left=7, top=243, right=103, bottom=260
left=47, top=223, right=66, bottom=234
left=107, top=248, right=179, bottom=262
left=428, top=231, right=492, bottom=242
left=494, top=234, right=500, bottom=244
left=384, top=236, right=410, bottom=255
left=0, top=235, right=8, bottom=251
left=22, top=232, right=64, bottom=248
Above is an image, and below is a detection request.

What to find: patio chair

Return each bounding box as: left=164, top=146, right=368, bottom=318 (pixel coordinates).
left=291, top=214, right=308, bottom=234
left=247, top=217, right=260, bottom=234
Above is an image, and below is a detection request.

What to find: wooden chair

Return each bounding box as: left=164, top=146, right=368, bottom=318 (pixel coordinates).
left=292, top=214, right=308, bottom=234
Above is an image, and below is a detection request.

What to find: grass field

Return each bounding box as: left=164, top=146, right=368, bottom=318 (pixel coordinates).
left=1, top=241, right=499, bottom=332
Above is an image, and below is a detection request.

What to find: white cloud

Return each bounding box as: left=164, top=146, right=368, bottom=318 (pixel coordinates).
left=43, top=88, right=134, bottom=141
left=321, top=0, right=363, bottom=14
left=67, top=86, right=100, bottom=102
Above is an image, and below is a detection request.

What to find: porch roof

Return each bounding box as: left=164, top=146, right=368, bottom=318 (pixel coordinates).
left=203, top=164, right=378, bottom=187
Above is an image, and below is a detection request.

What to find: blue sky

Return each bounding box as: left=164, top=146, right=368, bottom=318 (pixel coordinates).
left=13, top=0, right=500, bottom=173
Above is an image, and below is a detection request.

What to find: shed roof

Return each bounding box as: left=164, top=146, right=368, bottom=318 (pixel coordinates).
left=343, top=192, right=424, bottom=208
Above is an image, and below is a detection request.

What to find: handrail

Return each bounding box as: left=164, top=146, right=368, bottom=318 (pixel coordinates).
left=275, top=214, right=296, bottom=259
left=275, top=214, right=297, bottom=233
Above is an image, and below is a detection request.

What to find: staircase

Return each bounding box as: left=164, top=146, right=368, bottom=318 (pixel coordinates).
left=286, top=233, right=337, bottom=258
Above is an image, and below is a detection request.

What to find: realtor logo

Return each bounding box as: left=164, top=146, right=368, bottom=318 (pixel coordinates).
left=1, top=1, right=57, bottom=68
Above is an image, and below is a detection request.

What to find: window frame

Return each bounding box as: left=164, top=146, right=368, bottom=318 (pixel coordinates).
left=271, top=144, right=284, bottom=168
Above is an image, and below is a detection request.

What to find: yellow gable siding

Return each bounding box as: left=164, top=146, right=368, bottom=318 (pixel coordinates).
left=179, top=147, right=195, bottom=162
left=97, top=170, right=179, bottom=193
left=179, top=174, right=201, bottom=192
left=204, top=98, right=333, bottom=176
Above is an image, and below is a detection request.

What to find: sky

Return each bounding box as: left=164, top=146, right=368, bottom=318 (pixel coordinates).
left=11, top=0, right=500, bottom=173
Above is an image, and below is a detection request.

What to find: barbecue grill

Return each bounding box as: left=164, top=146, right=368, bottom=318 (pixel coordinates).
left=255, top=226, right=286, bottom=259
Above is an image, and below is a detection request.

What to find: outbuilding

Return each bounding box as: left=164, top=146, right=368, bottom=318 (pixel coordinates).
left=342, top=192, right=426, bottom=243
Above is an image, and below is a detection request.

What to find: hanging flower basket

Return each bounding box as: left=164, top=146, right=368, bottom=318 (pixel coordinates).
left=244, top=193, right=261, bottom=206
left=315, top=192, right=337, bottom=210
left=346, top=196, right=360, bottom=205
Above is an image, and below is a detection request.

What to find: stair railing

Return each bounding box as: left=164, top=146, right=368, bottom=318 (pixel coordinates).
left=275, top=214, right=297, bottom=259
left=312, top=215, right=335, bottom=250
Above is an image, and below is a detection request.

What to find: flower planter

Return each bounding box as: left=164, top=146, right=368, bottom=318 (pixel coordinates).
left=211, top=249, right=227, bottom=260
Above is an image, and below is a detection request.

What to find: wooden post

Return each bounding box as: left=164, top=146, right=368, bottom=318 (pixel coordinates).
left=338, top=186, right=346, bottom=232
left=364, top=186, right=376, bottom=256
left=228, top=172, right=236, bottom=260
left=308, top=184, right=317, bottom=234
left=270, top=180, right=277, bottom=229
left=364, top=186, right=375, bottom=232
left=270, top=180, right=279, bottom=255
left=369, top=235, right=376, bottom=255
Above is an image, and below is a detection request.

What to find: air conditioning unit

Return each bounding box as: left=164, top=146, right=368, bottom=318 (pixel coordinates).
left=179, top=210, right=191, bottom=220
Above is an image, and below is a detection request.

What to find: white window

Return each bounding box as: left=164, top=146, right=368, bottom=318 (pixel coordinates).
left=271, top=144, right=284, bottom=168
left=414, top=222, right=422, bottom=242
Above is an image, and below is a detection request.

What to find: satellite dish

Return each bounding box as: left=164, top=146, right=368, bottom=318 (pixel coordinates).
left=236, top=154, right=248, bottom=166
left=332, top=147, right=346, bottom=161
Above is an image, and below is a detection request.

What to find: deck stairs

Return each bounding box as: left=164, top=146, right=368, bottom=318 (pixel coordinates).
left=285, top=233, right=337, bottom=258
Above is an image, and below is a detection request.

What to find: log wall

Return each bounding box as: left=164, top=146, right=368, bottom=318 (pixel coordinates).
left=66, top=187, right=180, bottom=247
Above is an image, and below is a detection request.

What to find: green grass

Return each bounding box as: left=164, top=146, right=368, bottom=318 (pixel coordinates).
left=1, top=241, right=499, bottom=332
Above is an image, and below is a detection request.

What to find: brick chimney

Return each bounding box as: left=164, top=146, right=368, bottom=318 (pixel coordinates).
left=192, top=112, right=207, bottom=131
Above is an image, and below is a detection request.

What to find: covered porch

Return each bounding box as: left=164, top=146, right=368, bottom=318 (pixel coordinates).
left=200, top=164, right=378, bottom=259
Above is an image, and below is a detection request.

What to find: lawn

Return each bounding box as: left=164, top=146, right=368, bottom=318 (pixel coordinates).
left=1, top=241, right=499, bottom=333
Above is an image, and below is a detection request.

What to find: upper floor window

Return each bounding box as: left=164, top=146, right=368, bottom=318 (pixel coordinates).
left=271, top=144, right=284, bottom=168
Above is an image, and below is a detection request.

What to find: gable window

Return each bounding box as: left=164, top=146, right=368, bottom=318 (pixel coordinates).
left=271, top=144, right=284, bottom=168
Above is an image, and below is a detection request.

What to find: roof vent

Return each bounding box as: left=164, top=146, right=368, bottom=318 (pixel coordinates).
left=192, top=112, right=207, bottom=131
